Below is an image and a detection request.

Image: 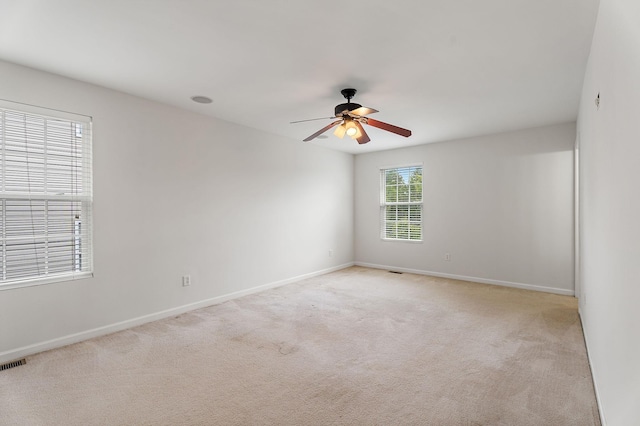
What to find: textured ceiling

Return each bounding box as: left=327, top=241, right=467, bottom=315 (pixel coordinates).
left=0, top=0, right=599, bottom=153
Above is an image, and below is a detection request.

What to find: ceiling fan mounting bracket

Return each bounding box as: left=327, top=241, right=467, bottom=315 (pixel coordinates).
left=340, top=88, right=357, bottom=101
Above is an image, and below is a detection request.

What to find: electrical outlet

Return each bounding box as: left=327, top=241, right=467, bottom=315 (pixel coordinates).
left=328, top=249, right=333, bottom=257
left=182, top=275, right=191, bottom=287
left=444, top=253, right=451, bottom=261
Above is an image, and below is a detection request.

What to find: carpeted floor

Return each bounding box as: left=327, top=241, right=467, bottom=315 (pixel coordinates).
left=0, top=266, right=600, bottom=425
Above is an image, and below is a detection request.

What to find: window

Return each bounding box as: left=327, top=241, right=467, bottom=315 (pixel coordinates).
left=380, top=165, right=422, bottom=241
left=0, top=101, right=93, bottom=289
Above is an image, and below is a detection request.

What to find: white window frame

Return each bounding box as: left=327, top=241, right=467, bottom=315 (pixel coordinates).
left=0, top=100, right=93, bottom=290
left=380, top=164, right=423, bottom=242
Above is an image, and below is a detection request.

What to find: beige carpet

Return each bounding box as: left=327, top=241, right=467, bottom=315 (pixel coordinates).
left=0, top=266, right=600, bottom=425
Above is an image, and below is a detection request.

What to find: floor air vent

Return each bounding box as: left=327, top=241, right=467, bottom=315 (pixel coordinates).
left=388, top=271, right=403, bottom=274
left=0, top=359, right=26, bottom=371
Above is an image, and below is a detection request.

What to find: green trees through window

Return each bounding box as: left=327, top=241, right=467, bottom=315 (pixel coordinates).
left=381, top=166, right=422, bottom=241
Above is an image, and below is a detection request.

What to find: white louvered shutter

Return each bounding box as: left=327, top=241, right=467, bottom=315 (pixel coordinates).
left=0, top=101, right=92, bottom=289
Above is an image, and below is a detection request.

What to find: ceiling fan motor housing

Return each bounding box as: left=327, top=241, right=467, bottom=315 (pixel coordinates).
left=335, top=102, right=362, bottom=116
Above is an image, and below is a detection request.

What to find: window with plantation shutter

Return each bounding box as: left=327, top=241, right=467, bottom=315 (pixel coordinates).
left=0, top=100, right=93, bottom=290
left=380, top=165, right=422, bottom=241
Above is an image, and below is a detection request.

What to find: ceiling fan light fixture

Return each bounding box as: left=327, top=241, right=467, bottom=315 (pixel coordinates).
left=351, top=124, right=363, bottom=140
left=345, top=120, right=358, bottom=137
left=334, top=122, right=347, bottom=138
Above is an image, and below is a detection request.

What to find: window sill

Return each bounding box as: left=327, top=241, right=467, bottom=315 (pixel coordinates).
left=381, top=238, right=424, bottom=244
left=0, top=272, right=93, bottom=291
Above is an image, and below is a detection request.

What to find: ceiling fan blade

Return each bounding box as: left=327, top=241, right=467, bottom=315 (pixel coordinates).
left=365, top=118, right=412, bottom=137
left=290, top=116, right=336, bottom=124
left=354, top=121, right=370, bottom=144
left=334, top=122, right=347, bottom=139
left=303, top=120, right=341, bottom=141
left=349, top=106, right=378, bottom=117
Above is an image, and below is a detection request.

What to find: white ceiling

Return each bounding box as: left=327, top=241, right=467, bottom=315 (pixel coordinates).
left=0, top=0, right=599, bottom=154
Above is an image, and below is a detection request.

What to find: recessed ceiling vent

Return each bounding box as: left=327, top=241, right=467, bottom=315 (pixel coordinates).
left=191, top=95, right=213, bottom=104
left=0, top=358, right=26, bottom=371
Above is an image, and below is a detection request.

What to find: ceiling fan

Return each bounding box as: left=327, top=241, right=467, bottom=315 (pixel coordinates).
left=291, top=88, right=412, bottom=144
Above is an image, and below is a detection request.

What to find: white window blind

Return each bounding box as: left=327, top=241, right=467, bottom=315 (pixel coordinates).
left=380, top=165, right=423, bottom=241
left=0, top=101, right=93, bottom=289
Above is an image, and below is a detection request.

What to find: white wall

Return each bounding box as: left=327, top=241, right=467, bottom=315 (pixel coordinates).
left=0, top=60, right=354, bottom=361
left=355, top=124, right=575, bottom=294
left=577, top=0, right=640, bottom=424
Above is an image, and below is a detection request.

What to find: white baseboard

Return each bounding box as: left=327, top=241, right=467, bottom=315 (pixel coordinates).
left=355, top=262, right=575, bottom=296
left=579, top=312, right=607, bottom=426
left=0, top=262, right=354, bottom=364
